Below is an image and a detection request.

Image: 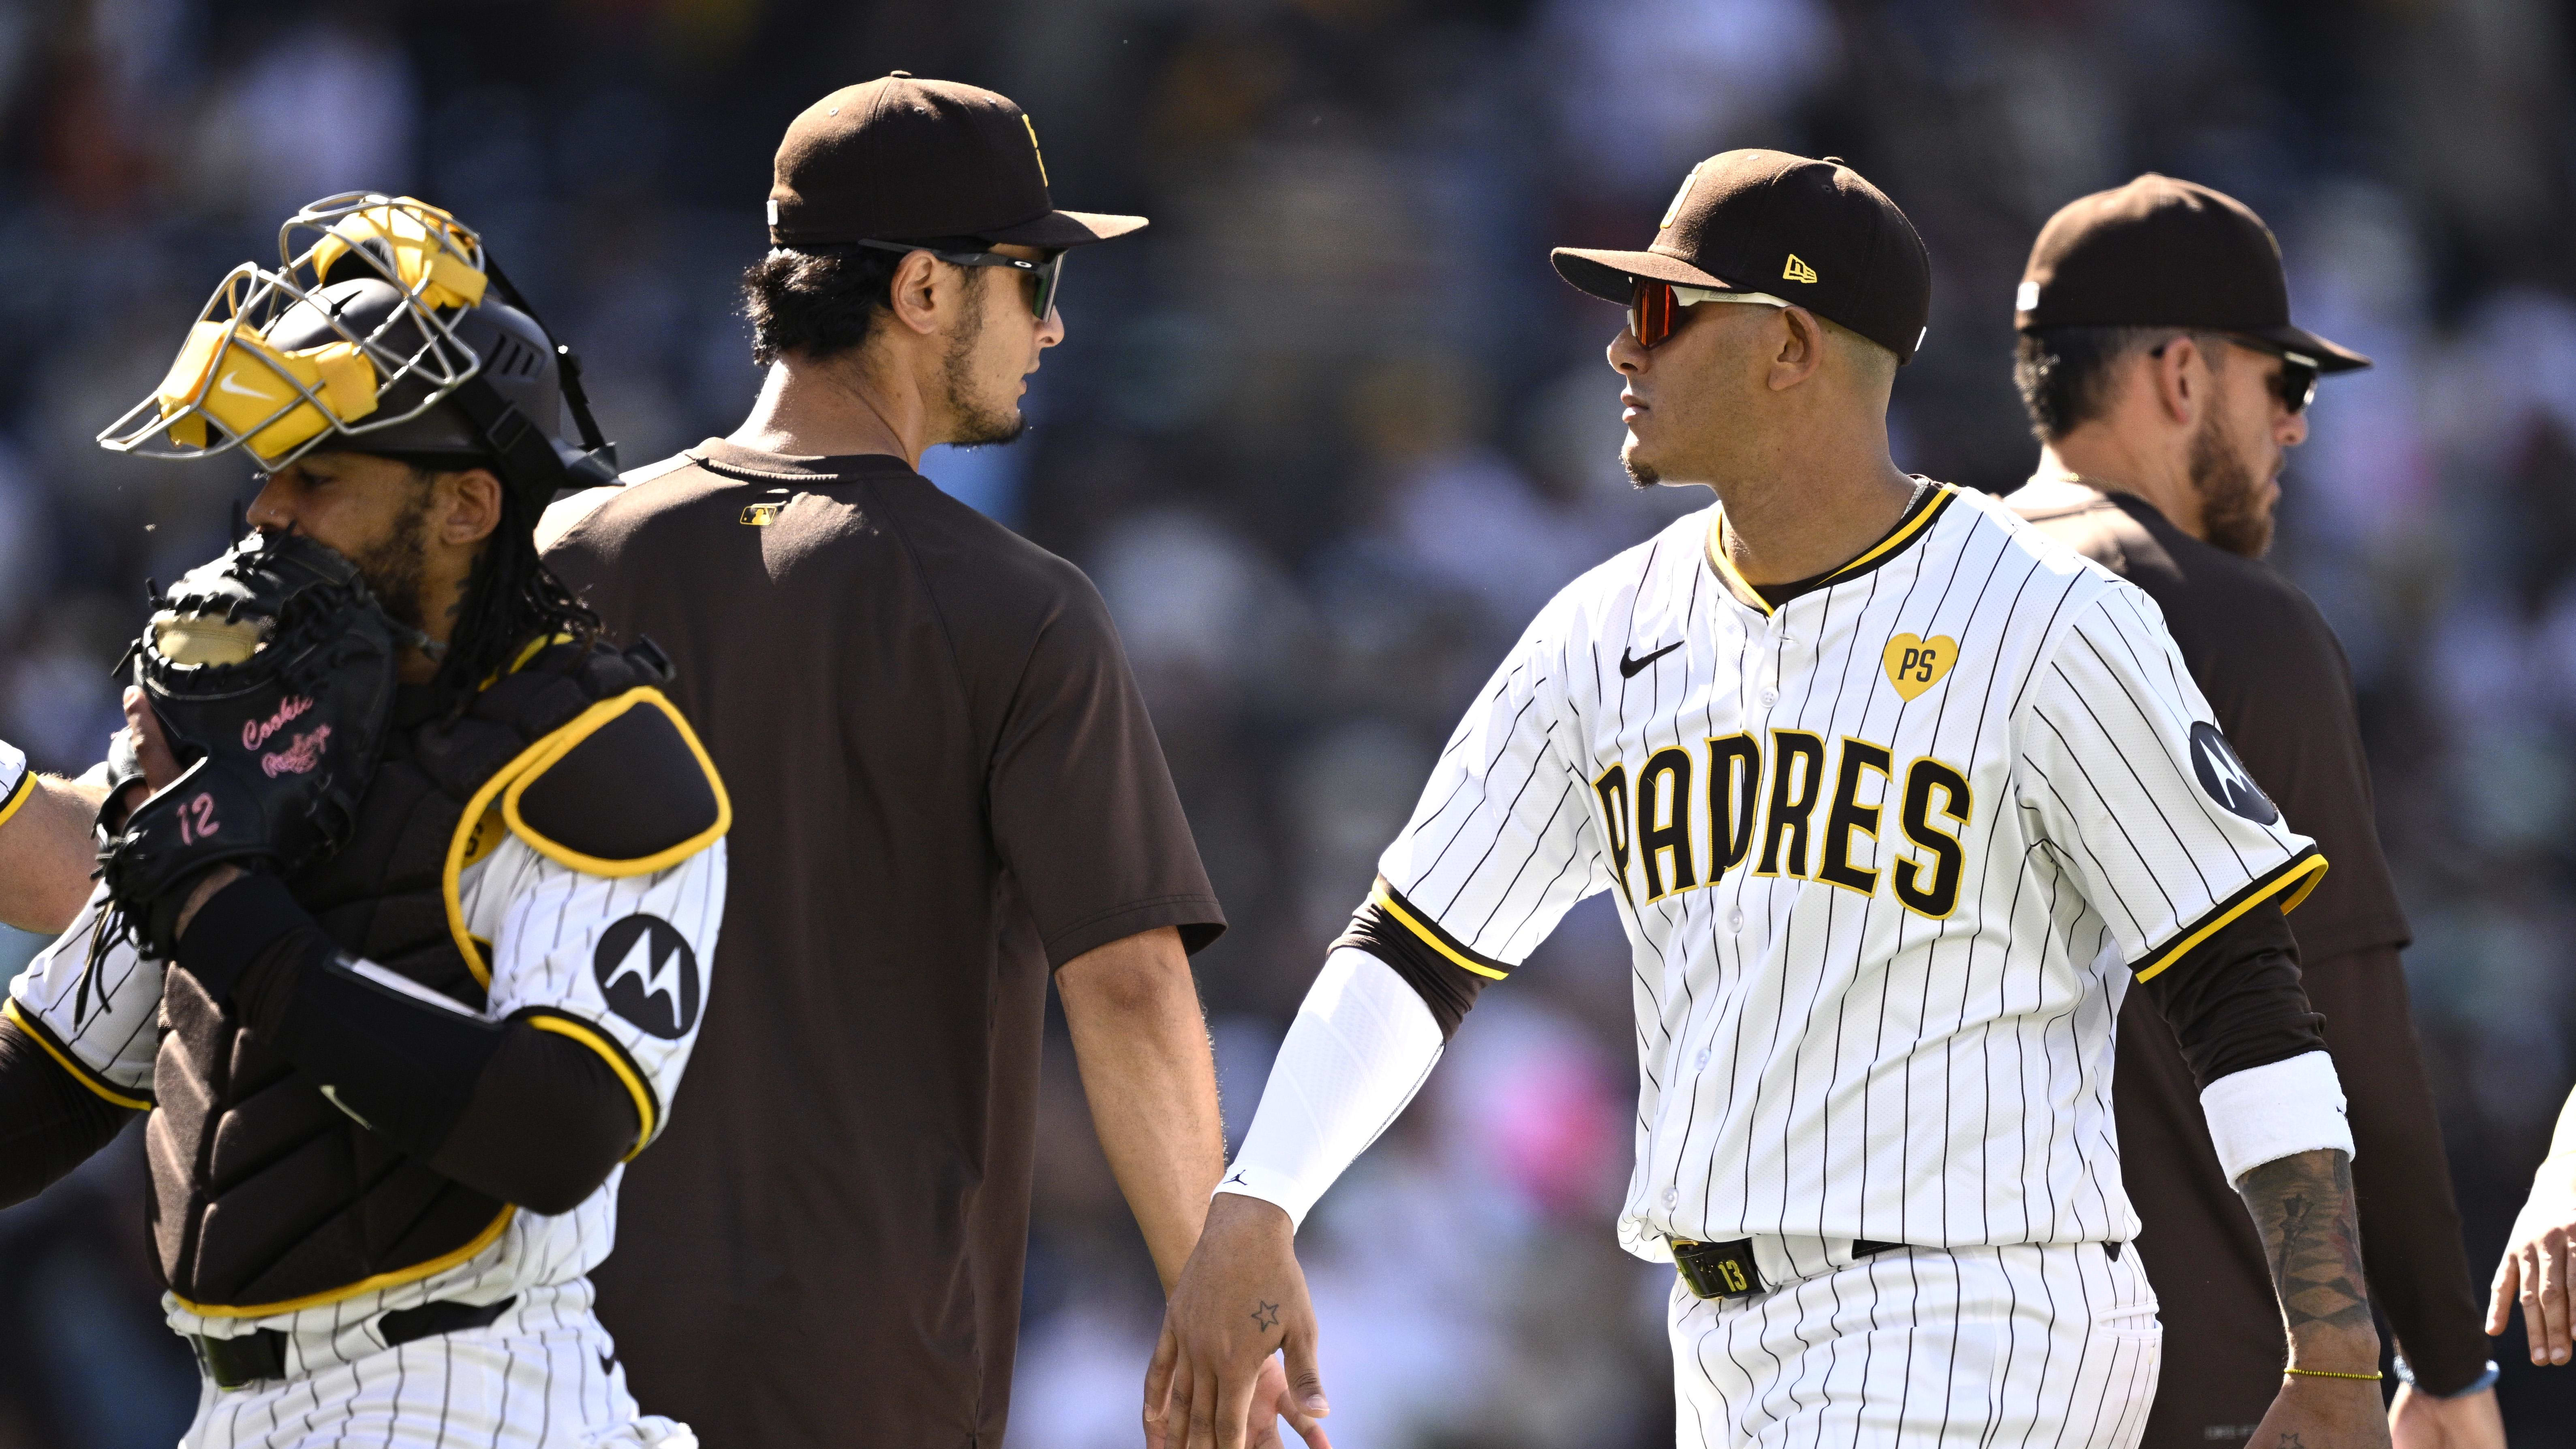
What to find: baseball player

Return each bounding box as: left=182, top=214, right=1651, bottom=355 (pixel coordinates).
left=538, top=75, right=1279, bottom=1449
left=0, top=194, right=725, bottom=1448
left=1151, top=151, right=2391, bottom=1449
left=0, top=738, right=106, bottom=933
left=2004, top=177, right=2502, bottom=1449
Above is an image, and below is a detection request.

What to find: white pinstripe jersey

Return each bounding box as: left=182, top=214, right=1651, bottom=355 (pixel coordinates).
left=1370, top=484, right=2325, bottom=1259
left=6, top=831, right=725, bottom=1342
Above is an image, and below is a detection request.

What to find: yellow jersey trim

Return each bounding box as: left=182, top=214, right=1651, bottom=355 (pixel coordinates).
left=524, top=1012, right=657, bottom=1160
left=478, top=632, right=577, bottom=692
left=171, top=1205, right=516, bottom=1319
left=2, top=999, right=153, bottom=1110
left=1370, top=881, right=1510, bottom=981
left=1823, top=486, right=1955, bottom=583
left=1703, top=520, right=1771, bottom=616
left=0, top=768, right=34, bottom=832
left=2132, top=848, right=2329, bottom=985
left=1705, top=485, right=1957, bottom=617
left=498, top=689, right=733, bottom=879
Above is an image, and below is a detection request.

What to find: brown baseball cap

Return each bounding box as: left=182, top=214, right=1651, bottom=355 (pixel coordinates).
left=1551, top=150, right=1932, bottom=363
left=2015, top=174, right=2367, bottom=372
left=767, top=73, right=1146, bottom=249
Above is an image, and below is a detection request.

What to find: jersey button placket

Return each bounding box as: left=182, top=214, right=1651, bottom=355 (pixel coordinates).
left=1757, top=605, right=1790, bottom=711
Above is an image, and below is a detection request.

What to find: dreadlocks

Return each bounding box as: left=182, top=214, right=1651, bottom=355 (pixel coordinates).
left=407, top=463, right=601, bottom=696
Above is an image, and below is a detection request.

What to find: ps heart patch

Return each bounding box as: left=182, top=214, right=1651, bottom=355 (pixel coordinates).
left=1882, top=634, right=1957, bottom=701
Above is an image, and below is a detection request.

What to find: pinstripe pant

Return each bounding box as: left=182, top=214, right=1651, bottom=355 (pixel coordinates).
left=177, top=1282, right=695, bottom=1449
left=1669, top=1242, right=2161, bottom=1449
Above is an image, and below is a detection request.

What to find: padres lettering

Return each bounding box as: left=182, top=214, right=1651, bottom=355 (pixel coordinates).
left=1592, top=733, right=1971, bottom=916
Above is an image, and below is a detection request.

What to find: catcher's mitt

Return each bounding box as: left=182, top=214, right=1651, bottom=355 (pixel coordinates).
left=101, top=530, right=404, bottom=958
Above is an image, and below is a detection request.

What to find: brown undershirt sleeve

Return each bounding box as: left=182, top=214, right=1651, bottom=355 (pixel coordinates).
left=1334, top=887, right=1501, bottom=1040
left=2133, top=901, right=2326, bottom=1089
left=0, top=1017, right=137, bottom=1208
left=2307, top=944, right=2489, bottom=1394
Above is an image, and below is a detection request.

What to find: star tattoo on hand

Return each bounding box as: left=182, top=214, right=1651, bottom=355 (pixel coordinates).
left=1250, top=1299, right=1280, bottom=1331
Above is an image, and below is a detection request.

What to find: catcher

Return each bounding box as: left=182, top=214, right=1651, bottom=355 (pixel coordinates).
left=0, top=194, right=727, bottom=1448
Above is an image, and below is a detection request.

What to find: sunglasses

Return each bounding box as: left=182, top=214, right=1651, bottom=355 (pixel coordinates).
left=2261, top=347, right=2320, bottom=414
left=1627, top=278, right=1790, bottom=348
left=2151, top=334, right=2322, bottom=414
left=852, top=240, right=1065, bottom=319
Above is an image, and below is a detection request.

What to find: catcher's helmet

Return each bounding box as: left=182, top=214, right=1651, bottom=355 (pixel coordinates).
left=98, top=193, right=616, bottom=511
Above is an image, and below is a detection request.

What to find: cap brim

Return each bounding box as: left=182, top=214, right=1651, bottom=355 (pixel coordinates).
left=982, top=209, right=1148, bottom=248
left=2246, top=323, right=2371, bottom=374
left=1550, top=247, right=1733, bottom=304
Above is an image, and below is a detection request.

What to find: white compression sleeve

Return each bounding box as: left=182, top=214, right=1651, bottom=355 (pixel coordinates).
left=2199, top=1049, right=2355, bottom=1184
left=1217, top=948, right=1446, bottom=1231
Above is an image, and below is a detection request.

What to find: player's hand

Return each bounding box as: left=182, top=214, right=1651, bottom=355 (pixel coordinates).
left=2251, top=1374, right=2392, bottom=1449
left=1244, top=1354, right=1327, bottom=1449
left=2387, top=1383, right=2505, bottom=1449
left=2488, top=1205, right=2574, bottom=1364
left=1145, top=1192, right=1329, bottom=1449
left=122, top=688, right=182, bottom=793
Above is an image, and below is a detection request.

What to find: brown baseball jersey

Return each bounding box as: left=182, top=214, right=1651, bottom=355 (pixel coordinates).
left=543, top=441, right=1225, bottom=1448
left=2011, top=478, right=2485, bottom=1444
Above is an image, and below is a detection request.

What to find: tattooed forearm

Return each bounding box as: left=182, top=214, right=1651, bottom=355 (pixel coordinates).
left=2236, top=1148, right=2375, bottom=1343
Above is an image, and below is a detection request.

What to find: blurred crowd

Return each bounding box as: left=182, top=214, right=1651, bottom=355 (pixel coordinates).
left=2, top=0, right=2572, bottom=1445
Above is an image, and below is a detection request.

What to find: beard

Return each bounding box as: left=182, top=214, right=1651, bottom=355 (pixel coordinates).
left=941, top=287, right=1029, bottom=449
left=350, top=482, right=437, bottom=636
left=2188, top=410, right=2274, bottom=559
left=1621, top=442, right=1661, bottom=490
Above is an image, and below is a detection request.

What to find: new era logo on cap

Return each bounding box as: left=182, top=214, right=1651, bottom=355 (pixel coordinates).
left=1783, top=254, right=1819, bottom=284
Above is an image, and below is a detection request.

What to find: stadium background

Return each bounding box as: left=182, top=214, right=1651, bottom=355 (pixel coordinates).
left=0, top=0, right=2571, bottom=1444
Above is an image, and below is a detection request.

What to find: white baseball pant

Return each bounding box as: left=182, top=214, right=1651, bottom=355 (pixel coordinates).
left=1669, top=1239, right=2161, bottom=1448
left=178, top=1280, right=693, bottom=1449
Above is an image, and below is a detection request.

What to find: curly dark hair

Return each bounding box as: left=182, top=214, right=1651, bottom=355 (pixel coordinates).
left=2013, top=325, right=2205, bottom=441
left=741, top=238, right=990, bottom=366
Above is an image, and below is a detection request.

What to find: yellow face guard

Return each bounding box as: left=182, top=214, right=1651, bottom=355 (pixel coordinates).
left=97, top=193, right=493, bottom=470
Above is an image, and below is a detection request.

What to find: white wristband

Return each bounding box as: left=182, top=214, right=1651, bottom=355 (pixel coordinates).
left=2198, top=1050, right=2353, bottom=1184
left=1217, top=948, right=1446, bottom=1231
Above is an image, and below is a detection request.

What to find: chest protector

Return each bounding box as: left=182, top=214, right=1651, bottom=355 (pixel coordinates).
left=146, top=637, right=689, bottom=1316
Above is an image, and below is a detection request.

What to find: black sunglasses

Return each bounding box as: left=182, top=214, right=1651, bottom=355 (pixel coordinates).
left=2143, top=332, right=2328, bottom=412
left=851, top=240, right=1065, bottom=319
left=2149, top=334, right=2321, bottom=413
left=2257, top=346, right=2320, bottom=414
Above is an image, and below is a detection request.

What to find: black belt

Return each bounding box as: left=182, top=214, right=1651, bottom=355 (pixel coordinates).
left=1672, top=1239, right=2124, bottom=1301
left=189, top=1296, right=516, bottom=1390
left=1671, top=1238, right=1908, bottom=1301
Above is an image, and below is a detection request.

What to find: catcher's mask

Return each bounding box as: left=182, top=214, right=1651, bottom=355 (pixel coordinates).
left=97, top=193, right=618, bottom=511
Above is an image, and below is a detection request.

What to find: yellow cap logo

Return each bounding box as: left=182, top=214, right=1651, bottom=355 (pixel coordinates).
left=1883, top=634, right=1957, bottom=701
left=1783, top=254, right=1819, bottom=284
left=740, top=503, right=781, bottom=527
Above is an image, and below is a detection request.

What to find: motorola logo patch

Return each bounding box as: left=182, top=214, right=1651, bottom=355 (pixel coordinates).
left=594, top=915, right=702, bottom=1039
left=2188, top=721, right=2276, bottom=825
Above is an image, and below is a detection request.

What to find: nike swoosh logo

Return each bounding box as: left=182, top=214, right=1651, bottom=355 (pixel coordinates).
left=215, top=371, right=277, bottom=401
left=1619, top=641, right=1682, bottom=678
